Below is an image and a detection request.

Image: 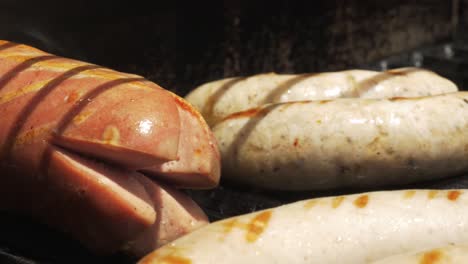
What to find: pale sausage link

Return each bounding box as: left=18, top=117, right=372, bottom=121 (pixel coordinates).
left=139, top=189, right=468, bottom=264
left=185, top=68, right=458, bottom=127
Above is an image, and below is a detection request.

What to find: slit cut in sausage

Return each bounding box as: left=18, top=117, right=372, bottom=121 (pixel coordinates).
left=0, top=39, right=220, bottom=256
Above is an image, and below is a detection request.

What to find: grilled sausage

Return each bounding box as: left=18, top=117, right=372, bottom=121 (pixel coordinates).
left=214, top=92, right=468, bottom=190
left=185, top=68, right=457, bottom=126
left=0, top=40, right=220, bottom=256
left=371, top=245, right=468, bottom=264
left=139, top=190, right=468, bottom=264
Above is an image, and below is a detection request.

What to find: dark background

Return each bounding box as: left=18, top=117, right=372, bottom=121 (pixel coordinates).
left=0, top=0, right=467, bottom=263
left=0, top=0, right=462, bottom=95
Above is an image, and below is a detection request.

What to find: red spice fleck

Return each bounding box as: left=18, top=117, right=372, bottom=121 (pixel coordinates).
left=447, top=190, right=461, bottom=201
left=293, top=138, right=299, bottom=147
left=353, top=195, right=369, bottom=208
left=419, top=249, right=442, bottom=264
left=222, top=108, right=263, bottom=121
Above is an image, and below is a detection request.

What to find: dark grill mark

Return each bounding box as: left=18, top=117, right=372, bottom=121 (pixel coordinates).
left=0, top=42, right=20, bottom=52
left=202, top=77, right=245, bottom=124
left=41, top=77, right=145, bottom=174
left=1, top=64, right=101, bottom=161
left=0, top=55, right=58, bottom=94
left=355, top=67, right=421, bottom=95
left=225, top=104, right=281, bottom=163
left=261, top=73, right=319, bottom=104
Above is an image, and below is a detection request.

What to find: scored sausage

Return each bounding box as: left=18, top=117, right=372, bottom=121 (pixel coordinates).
left=139, top=189, right=468, bottom=264
left=185, top=68, right=458, bottom=126
left=214, top=92, right=468, bottom=190
left=0, top=40, right=220, bottom=256
left=371, top=245, right=468, bottom=264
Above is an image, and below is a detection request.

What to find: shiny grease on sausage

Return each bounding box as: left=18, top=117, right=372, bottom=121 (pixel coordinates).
left=139, top=189, right=468, bottom=264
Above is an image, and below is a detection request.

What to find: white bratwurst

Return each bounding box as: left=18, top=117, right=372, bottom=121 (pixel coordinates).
left=139, top=190, right=468, bottom=264
left=185, top=68, right=457, bottom=126
left=214, top=92, right=468, bottom=190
